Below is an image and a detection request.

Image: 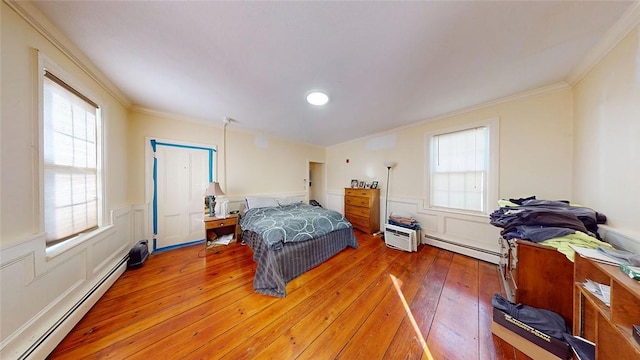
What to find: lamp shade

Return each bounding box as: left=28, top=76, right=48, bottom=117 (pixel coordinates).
left=204, top=182, right=225, bottom=196
left=384, top=161, right=396, bottom=169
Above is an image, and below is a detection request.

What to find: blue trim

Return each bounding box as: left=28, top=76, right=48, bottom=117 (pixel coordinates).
left=151, top=140, right=158, bottom=238
left=209, top=149, right=214, bottom=183
left=153, top=239, right=205, bottom=253
left=150, top=139, right=215, bottom=251
left=154, top=141, right=216, bottom=153
left=152, top=156, right=158, bottom=236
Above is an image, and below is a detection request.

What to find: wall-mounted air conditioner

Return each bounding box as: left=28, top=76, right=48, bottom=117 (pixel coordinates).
left=384, top=224, right=419, bottom=252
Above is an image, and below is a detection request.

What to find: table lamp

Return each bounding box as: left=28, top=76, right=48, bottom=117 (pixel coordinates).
left=204, top=182, right=225, bottom=217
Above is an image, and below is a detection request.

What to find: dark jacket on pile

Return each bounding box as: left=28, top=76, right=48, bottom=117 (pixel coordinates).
left=490, top=199, right=606, bottom=242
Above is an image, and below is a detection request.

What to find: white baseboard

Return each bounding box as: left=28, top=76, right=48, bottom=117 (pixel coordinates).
left=425, top=237, right=500, bottom=264
left=15, top=259, right=127, bottom=360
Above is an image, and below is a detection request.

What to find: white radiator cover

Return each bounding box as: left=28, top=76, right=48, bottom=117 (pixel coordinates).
left=384, top=224, right=419, bottom=252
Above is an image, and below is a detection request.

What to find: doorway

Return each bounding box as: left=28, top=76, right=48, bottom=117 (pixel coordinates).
left=150, top=139, right=216, bottom=251
left=308, top=161, right=326, bottom=207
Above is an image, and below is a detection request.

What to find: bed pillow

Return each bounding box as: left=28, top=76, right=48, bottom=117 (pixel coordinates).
left=277, top=197, right=303, bottom=206
left=245, top=196, right=279, bottom=209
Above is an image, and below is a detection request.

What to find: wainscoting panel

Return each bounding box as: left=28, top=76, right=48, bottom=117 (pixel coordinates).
left=132, top=204, right=151, bottom=247
left=443, top=216, right=500, bottom=250
left=0, top=207, right=133, bottom=359
left=327, top=189, right=501, bottom=264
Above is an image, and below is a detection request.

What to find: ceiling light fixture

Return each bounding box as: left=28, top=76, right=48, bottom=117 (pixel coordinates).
left=306, top=91, right=329, bottom=106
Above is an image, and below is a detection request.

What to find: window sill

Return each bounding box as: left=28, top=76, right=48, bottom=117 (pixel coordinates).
left=45, top=225, right=115, bottom=260
left=421, top=206, right=489, bottom=219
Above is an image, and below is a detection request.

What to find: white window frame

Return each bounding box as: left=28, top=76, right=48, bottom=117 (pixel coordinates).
left=38, top=52, right=105, bottom=250
left=424, top=118, right=499, bottom=215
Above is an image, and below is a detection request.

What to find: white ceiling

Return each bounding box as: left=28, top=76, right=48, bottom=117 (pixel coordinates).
left=29, top=1, right=633, bottom=147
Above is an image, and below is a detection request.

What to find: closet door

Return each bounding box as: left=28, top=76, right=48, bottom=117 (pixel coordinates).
left=155, top=145, right=209, bottom=250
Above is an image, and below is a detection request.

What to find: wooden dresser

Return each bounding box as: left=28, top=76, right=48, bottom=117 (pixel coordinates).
left=344, top=188, right=380, bottom=235
left=499, top=238, right=574, bottom=325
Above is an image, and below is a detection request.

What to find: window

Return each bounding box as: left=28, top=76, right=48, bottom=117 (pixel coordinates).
left=427, top=119, right=498, bottom=213
left=43, top=70, right=100, bottom=245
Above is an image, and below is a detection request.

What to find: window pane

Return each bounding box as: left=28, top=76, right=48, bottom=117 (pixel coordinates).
left=54, top=171, right=72, bottom=207
left=87, top=142, right=97, bottom=169
left=44, top=74, right=98, bottom=242
left=430, top=126, right=488, bottom=212
left=74, top=138, right=87, bottom=167
left=52, top=93, right=73, bottom=135
left=73, top=104, right=87, bottom=138
left=72, top=173, right=87, bottom=203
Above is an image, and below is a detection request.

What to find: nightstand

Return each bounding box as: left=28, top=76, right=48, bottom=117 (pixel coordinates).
left=203, top=214, right=239, bottom=248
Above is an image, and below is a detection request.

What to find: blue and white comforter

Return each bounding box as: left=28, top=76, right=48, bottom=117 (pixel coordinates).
left=240, top=203, right=352, bottom=250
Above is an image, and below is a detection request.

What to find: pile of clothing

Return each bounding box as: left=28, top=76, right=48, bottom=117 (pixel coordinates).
left=388, top=212, right=421, bottom=230
left=493, top=293, right=596, bottom=360
left=490, top=196, right=612, bottom=261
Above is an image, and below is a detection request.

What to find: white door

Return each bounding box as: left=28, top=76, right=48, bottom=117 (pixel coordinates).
left=155, top=144, right=210, bottom=250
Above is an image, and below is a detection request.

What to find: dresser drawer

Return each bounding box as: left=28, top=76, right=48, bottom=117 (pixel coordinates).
left=345, top=195, right=371, bottom=207
left=345, top=204, right=371, bottom=218
left=205, top=217, right=238, bottom=230
left=346, top=214, right=370, bottom=229
left=345, top=188, right=373, bottom=197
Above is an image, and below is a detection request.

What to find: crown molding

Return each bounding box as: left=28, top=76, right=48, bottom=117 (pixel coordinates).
left=130, top=106, right=325, bottom=149
left=5, top=0, right=132, bottom=108
left=131, top=106, right=214, bottom=127
left=567, top=0, right=640, bottom=86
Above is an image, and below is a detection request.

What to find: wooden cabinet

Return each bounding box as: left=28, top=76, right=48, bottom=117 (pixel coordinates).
left=204, top=214, right=239, bottom=248
left=499, top=238, right=574, bottom=325
left=573, top=254, right=640, bottom=359
left=344, top=188, right=380, bottom=235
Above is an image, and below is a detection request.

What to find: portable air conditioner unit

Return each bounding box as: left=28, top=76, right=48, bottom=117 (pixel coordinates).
left=384, top=224, right=419, bottom=252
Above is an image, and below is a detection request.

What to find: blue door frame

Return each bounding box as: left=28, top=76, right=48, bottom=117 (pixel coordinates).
left=150, top=139, right=215, bottom=251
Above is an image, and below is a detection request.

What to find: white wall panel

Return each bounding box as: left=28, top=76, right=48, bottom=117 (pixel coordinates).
left=329, top=190, right=501, bottom=263
left=132, top=204, right=150, bottom=245
left=0, top=208, right=132, bottom=359
left=92, top=209, right=131, bottom=275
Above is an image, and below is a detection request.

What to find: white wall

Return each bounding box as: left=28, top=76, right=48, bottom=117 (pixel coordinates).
left=326, top=87, right=575, bottom=262
left=127, top=110, right=326, bottom=211
left=1, top=2, right=134, bottom=358
left=573, top=24, right=640, bottom=242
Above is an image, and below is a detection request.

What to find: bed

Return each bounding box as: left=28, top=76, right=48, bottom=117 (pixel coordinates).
left=240, top=197, right=358, bottom=297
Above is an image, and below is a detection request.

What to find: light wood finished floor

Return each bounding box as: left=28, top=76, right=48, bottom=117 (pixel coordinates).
left=49, top=232, right=531, bottom=359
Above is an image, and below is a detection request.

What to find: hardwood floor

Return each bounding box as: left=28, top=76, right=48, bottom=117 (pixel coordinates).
left=48, top=232, right=530, bottom=359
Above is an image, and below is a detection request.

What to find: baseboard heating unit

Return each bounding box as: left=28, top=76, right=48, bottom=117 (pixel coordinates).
left=384, top=224, right=419, bottom=252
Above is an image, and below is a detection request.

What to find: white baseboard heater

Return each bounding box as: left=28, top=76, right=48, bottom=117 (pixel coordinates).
left=384, top=224, right=419, bottom=252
